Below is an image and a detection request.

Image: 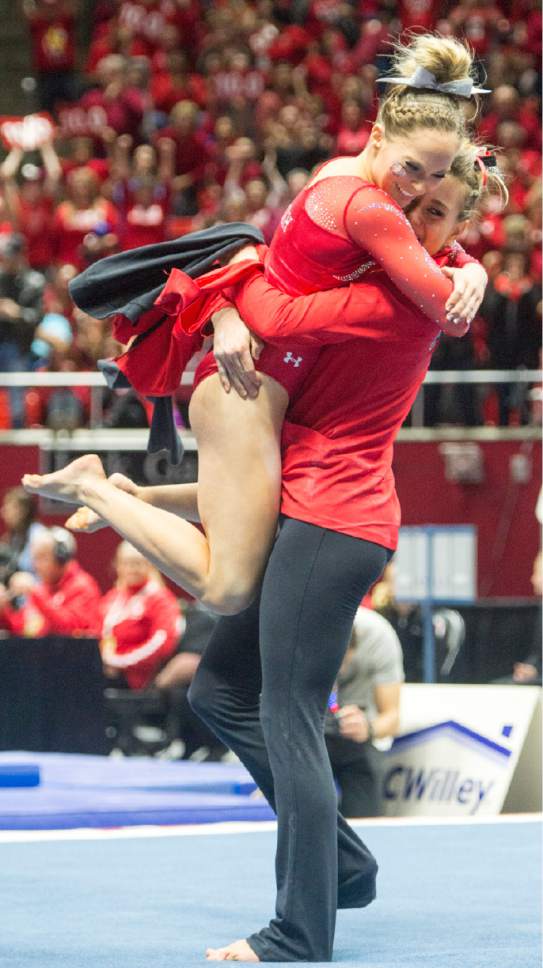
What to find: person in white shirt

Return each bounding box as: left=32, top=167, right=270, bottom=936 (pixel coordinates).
left=325, top=606, right=404, bottom=817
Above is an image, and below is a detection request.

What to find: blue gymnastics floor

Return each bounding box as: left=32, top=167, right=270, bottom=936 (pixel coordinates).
left=0, top=818, right=540, bottom=968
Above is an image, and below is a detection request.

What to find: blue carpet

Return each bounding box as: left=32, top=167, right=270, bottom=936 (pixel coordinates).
left=0, top=819, right=539, bottom=967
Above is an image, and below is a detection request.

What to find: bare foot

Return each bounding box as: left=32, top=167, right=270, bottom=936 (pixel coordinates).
left=205, top=939, right=259, bottom=962
left=65, top=506, right=105, bottom=533
left=22, top=454, right=106, bottom=505
left=65, top=473, right=139, bottom=532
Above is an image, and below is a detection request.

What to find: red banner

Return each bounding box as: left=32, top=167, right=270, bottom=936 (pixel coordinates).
left=0, top=113, right=55, bottom=151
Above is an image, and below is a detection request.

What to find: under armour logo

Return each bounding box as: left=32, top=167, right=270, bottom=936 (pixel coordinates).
left=283, top=352, right=303, bottom=367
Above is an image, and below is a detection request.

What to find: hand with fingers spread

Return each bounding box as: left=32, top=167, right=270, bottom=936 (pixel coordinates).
left=65, top=473, right=140, bottom=533
left=211, top=306, right=265, bottom=399
left=444, top=262, right=487, bottom=331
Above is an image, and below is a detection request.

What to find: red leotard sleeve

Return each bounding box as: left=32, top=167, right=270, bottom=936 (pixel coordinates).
left=342, top=185, right=455, bottom=327
left=447, top=241, right=479, bottom=267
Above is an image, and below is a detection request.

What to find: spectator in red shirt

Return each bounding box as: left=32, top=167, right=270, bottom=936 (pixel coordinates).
left=23, top=0, right=78, bottom=112
left=335, top=100, right=371, bottom=156
left=81, top=54, right=146, bottom=144
left=0, top=526, right=101, bottom=637
left=480, top=84, right=541, bottom=151
left=52, top=166, right=119, bottom=269
left=109, top=136, right=174, bottom=205
left=0, top=137, right=62, bottom=272
left=204, top=115, right=238, bottom=188
left=99, top=540, right=182, bottom=691
left=120, top=175, right=169, bottom=250
left=117, top=0, right=170, bottom=57
left=154, top=100, right=210, bottom=215
left=60, top=136, right=111, bottom=184
left=150, top=49, right=208, bottom=115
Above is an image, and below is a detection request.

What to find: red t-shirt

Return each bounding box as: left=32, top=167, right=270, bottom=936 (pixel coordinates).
left=398, top=0, right=439, bottom=30
left=335, top=126, right=371, bottom=157
left=53, top=199, right=119, bottom=268
left=231, top=243, right=475, bottom=550
left=80, top=87, right=145, bottom=139
left=17, top=195, right=56, bottom=269
left=154, top=126, right=210, bottom=181
left=150, top=71, right=207, bottom=113
left=121, top=198, right=169, bottom=250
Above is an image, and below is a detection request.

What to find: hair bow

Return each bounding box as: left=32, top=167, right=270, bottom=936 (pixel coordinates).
left=377, top=66, right=490, bottom=98
left=475, top=147, right=497, bottom=186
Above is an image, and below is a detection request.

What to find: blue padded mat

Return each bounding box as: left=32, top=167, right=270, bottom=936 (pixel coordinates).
left=0, top=786, right=274, bottom=829
left=0, top=751, right=256, bottom=793
left=0, top=752, right=272, bottom=829
left=0, top=764, right=40, bottom=787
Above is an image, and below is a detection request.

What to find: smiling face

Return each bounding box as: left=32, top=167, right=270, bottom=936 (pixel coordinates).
left=368, top=125, right=460, bottom=209
left=405, top=173, right=469, bottom=256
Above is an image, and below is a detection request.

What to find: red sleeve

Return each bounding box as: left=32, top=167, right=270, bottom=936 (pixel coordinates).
left=447, top=242, right=479, bottom=267
left=231, top=272, right=401, bottom=345
left=343, top=185, right=454, bottom=327
left=28, top=579, right=101, bottom=636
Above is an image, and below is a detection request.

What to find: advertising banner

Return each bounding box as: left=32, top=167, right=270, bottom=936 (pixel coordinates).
left=381, top=684, right=541, bottom=817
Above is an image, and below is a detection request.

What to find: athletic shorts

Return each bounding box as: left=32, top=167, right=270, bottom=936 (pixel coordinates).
left=193, top=342, right=321, bottom=398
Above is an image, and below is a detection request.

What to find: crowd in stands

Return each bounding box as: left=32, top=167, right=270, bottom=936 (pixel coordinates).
left=0, top=483, right=539, bottom=796
left=0, top=0, right=540, bottom=429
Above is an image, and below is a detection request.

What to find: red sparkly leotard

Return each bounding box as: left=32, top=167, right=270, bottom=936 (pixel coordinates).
left=263, top=166, right=458, bottom=330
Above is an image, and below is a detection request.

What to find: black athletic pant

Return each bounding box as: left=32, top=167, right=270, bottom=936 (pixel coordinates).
left=189, top=517, right=390, bottom=962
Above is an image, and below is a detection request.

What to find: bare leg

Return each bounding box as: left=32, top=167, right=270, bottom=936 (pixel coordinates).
left=66, top=479, right=201, bottom=532
left=23, top=374, right=287, bottom=615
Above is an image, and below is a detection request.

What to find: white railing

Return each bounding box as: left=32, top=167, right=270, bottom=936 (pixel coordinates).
left=0, top=368, right=541, bottom=430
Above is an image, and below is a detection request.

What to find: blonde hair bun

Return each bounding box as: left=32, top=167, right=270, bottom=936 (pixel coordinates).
left=377, top=33, right=479, bottom=138
left=393, top=33, right=475, bottom=86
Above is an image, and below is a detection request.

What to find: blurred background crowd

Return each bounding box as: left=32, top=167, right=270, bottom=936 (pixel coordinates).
left=0, top=0, right=540, bottom=430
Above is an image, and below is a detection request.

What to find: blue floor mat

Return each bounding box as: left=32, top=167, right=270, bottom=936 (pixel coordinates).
left=0, top=819, right=540, bottom=967
left=0, top=752, right=270, bottom=829
left=0, top=751, right=256, bottom=793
